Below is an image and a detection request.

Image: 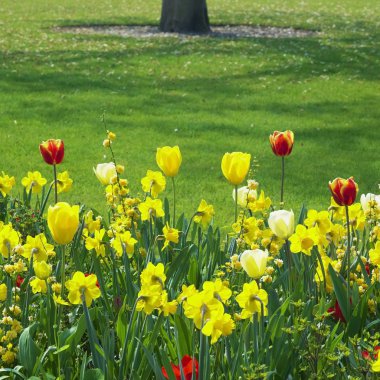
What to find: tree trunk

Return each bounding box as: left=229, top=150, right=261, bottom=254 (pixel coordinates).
left=160, top=0, right=210, bottom=34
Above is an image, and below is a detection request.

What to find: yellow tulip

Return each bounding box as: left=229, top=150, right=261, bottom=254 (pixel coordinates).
left=221, top=152, right=251, bottom=185
left=156, top=146, right=182, bottom=177
left=48, top=202, right=79, bottom=245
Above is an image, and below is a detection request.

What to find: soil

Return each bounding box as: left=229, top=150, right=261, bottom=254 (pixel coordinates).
left=54, top=25, right=317, bottom=39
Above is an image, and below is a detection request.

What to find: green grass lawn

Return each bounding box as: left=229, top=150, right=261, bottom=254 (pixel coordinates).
left=0, top=0, right=379, bottom=227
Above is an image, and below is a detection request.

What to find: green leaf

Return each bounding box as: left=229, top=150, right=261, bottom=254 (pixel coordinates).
left=328, top=264, right=349, bottom=322
left=18, top=323, right=42, bottom=376
left=83, top=369, right=104, bottom=380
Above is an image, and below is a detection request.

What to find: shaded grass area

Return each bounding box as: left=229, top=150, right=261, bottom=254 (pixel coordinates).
left=0, top=0, right=379, bottom=226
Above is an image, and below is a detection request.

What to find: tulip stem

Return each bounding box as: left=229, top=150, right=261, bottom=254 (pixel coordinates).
left=234, top=185, right=238, bottom=222
left=172, top=177, right=176, bottom=226
left=345, top=205, right=351, bottom=316
left=280, top=156, right=285, bottom=207
left=53, top=164, right=58, bottom=204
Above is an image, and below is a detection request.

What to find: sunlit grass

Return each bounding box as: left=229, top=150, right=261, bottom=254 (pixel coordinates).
left=0, top=0, right=379, bottom=225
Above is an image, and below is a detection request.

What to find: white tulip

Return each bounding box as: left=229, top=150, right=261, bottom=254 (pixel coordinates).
left=240, top=249, right=268, bottom=279
left=360, top=193, right=380, bottom=213
left=232, top=186, right=257, bottom=207
left=93, top=162, right=117, bottom=185
left=268, top=209, right=294, bottom=239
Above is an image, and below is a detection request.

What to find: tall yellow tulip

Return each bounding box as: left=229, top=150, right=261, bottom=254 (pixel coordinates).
left=48, top=202, right=79, bottom=245
left=221, top=152, right=251, bottom=186
left=156, top=146, right=182, bottom=177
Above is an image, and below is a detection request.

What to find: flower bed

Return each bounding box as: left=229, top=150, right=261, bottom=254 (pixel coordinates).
left=0, top=130, right=379, bottom=379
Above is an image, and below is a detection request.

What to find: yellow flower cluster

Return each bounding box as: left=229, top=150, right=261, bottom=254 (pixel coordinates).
left=136, top=263, right=177, bottom=316
left=179, top=279, right=235, bottom=344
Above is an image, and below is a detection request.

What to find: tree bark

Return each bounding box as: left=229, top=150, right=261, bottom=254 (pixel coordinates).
left=160, top=0, right=211, bottom=34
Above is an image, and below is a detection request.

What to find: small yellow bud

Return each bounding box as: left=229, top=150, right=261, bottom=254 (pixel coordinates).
left=103, top=139, right=111, bottom=148
left=116, top=164, right=124, bottom=174
left=108, top=131, right=116, bottom=140
left=119, top=178, right=128, bottom=187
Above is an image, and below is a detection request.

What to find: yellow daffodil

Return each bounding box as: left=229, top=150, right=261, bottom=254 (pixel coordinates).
left=85, top=229, right=106, bottom=257
left=140, top=262, right=166, bottom=288
left=53, top=294, right=70, bottom=306
left=184, top=291, right=224, bottom=329
left=141, top=170, right=166, bottom=198
left=136, top=284, right=163, bottom=314
left=289, top=225, right=319, bottom=256
left=233, top=216, right=260, bottom=245
left=159, top=290, right=178, bottom=316
left=370, top=241, right=380, bottom=266
left=156, top=146, right=182, bottom=177
left=202, top=278, right=232, bottom=303
left=22, top=233, right=54, bottom=262
left=372, top=354, right=380, bottom=372
left=248, top=190, right=272, bottom=213
left=30, top=278, right=47, bottom=294
left=304, top=210, right=332, bottom=234
left=83, top=210, right=102, bottom=235
left=138, top=197, right=165, bottom=221
left=193, top=199, right=215, bottom=227
left=314, top=255, right=338, bottom=293
left=236, top=281, right=268, bottom=319
left=111, top=231, right=138, bottom=258
left=0, top=172, right=15, bottom=197
left=177, top=284, right=198, bottom=303
left=162, top=223, right=179, bottom=251
left=221, top=152, right=251, bottom=185
left=57, top=171, right=73, bottom=193
left=65, top=272, right=101, bottom=307
left=0, top=283, right=7, bottom=301
left=0, top=224, right=20, bottom=258
left=21, top=171, right=47, bottom=194
left=48, top=202, right=79, bottom=245
left=202, top=311, right=235, bottom=344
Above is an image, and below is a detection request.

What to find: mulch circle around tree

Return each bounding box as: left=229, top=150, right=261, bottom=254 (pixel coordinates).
left=54, top=25, right=317, bottom=39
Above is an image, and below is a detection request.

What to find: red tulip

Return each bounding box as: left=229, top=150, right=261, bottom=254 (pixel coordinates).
left=269, top=130, right=294, bottom=156
left=328, top=177, right=358, bottom=206
left=39, top=139, right=64, bottom=165
left=162, top=355, right=199, bottom=380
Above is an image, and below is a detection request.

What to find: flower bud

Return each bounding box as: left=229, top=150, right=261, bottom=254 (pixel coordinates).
left=93, top=162, right=117, bottom=185
left=156, top=146, right=182, bottom=177
left=269, top=130, right=294, bottom=156
left=240, top=249, right=268, bottom=279
left=329, top=177, right=358, bottom=206
left=48, top=202, right=79, bottom=245
left=360, top=193, right=380, bottom=212
left=39, top=139, right=64, bottom=165
left=232, top=185, right=257, bottom=207
left=268, top=209, right=294, bottom=239
left=221, top=152, right=251, bottom=185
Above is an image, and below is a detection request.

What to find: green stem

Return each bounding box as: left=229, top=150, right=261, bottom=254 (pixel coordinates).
left=172, top=177, right=176, bottom=226
left=280, top=156, right=285, bottom=207
left=234, top=185, right=238, bottom=222
left=53, top=164, right=58, bottom=204
left=345, top=205, right=351, bottom=316
left=285, top=239, right=292, bottom=296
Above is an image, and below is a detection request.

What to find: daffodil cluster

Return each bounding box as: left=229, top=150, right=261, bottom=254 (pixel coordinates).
left=136, top=263, right=177, bottom=316
left=179, top=279, right=235, bottom=344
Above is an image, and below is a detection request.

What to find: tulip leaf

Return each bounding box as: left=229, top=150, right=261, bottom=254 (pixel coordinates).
left=18, top=323, right=42, bottom=376
left=328, top=264, right=349, bottom=322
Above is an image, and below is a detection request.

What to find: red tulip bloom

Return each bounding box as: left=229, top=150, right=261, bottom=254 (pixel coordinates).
left=269, top=130, right=294, bottom=156
left=39, top=139, right=64, bottom=165
left=362, top=346, right=380, bottom=361
left=328, top=177, right=358, bottom=206
left=162, top=355, right=199, bottom=380
left=16, top=275, right=24, bottom=288
left=327, top=300, right=346, bottom=323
